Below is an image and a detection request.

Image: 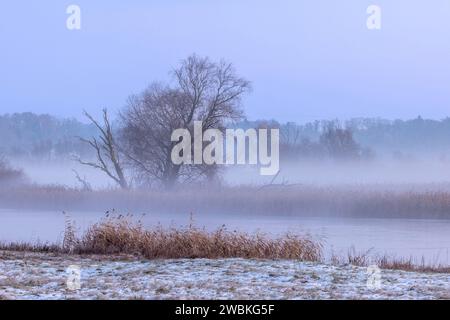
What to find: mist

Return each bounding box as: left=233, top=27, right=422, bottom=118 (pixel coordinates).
left=11, top=157, right=450, bottom=190
left=2, top=149, right=450, bottom=265
left=1, top=1, right=449, bottom=301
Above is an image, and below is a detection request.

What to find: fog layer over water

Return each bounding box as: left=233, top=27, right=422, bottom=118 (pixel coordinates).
left=1, top=158, right=450, bottom=265
left=16, top=158, right=450, bottom=188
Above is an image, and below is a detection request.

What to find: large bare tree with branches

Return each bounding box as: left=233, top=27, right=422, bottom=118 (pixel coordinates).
left=119, top=85, right=191, bottom=187
left=75, top=109, right=129, bottom=189
left=120, top=54, right=251, bottom=188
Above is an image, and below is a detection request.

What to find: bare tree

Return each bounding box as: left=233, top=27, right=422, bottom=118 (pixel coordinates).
left=173, top=54, right=250, bottom=130
left=120, top=54, right=251, bottom=188
left=319, top=124, right=361, bottom=160
left=280, top=122, right=301, bottom=149
left=75, top=109, right=129, bottom=189
left=120, top=85, right=191, bottom=188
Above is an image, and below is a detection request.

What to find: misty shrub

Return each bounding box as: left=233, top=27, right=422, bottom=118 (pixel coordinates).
left=0, top=157, right=26, bottom=186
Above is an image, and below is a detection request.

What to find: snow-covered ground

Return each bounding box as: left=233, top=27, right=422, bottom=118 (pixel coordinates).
left=0, top=251, right=448, bottom=300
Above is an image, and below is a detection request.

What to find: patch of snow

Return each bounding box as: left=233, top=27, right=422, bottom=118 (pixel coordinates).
left=0, top=251, right=448, bottom=300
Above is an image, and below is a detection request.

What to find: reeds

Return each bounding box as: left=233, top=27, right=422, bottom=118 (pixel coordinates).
left=2, top=184, right=450, bottom=219
left=1, top=214, right=323, bottom=261
left=69, top=214, right=323, bottom=260
left=331, top=248, right=450, bottom=273
left=1, top=215, right=448, bottom=273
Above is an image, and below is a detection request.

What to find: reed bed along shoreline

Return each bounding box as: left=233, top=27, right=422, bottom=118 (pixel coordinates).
left=2, top=184, right=450, bottom=219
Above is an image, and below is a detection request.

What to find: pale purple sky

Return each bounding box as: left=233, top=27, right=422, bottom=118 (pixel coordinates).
left=1, top=0, right=450, bottom=122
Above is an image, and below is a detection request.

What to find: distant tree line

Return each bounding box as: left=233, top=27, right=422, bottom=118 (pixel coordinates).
left=0, top=113, right=97, bottom=159
left=3, top=112, right=450, bottom=164
left=250, top=120, right=374, bottom=162
left=239, top=116, right=450, bottom=162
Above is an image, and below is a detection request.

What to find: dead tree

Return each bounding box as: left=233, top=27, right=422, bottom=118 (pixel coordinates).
left=75, top=109, right=129, bottom=189
left=72, top=169, right=92, bottom=191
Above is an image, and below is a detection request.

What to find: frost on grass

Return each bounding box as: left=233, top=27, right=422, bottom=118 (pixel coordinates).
left=0, top=251, right=448, bottom=300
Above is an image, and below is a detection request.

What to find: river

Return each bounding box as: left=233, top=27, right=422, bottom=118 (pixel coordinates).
left=0, top=209, right=449, bottom=265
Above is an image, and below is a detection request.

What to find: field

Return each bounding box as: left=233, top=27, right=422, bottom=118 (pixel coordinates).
left=1, top=251, right=449, bottom=300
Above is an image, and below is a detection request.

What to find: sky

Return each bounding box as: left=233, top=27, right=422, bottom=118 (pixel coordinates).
left=1, top=0, right=450, bottom=123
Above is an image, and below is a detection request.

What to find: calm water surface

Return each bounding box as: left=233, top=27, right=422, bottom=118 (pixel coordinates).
left=1, top=209, right=449, bottom=264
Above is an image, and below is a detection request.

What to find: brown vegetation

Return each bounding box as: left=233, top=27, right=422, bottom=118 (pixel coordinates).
left=331, top=248, right=450, bottom=273
left=2, top=184, right=450, bottom=219
left=1, top=214, right=322, bottom=261
left=1, top=215, right=448, bottom=273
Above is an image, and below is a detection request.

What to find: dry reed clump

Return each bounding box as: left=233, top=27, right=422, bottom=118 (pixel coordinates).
left=374, top=256, right=450, bottom=273
left=333, top=248, right=450, bottom=274
left=0, top=242, right=61, bottom=253
left=61, top=214, right=323, bottom=261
